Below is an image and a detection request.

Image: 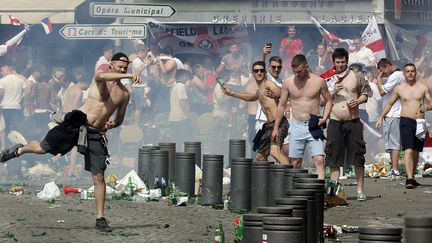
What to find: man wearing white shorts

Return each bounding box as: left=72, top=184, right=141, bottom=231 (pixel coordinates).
left=376, top=58, right=404, bottom=179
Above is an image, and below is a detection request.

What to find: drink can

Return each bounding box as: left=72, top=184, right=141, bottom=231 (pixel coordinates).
left=223, top=199, right=229, bottom=210
left=80, top=190, right=88, bottom=200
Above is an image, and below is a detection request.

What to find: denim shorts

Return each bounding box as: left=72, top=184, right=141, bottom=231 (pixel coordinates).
left=288, top=119, right=325, bottom=159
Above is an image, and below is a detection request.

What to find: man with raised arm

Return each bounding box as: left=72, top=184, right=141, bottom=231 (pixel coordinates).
left=223, top=61, right=289, bottom=164
left=0, top=52, right=141, bottom=232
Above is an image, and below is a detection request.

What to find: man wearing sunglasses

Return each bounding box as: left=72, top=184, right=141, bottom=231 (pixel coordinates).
left=272, top=54, right=333, bottom=179
left=223, top=61, right=289, bottom=164
left=259, top=43, right=290, bottom=157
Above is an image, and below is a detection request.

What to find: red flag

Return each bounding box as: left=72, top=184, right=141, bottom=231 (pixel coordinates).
left=9, top=15, right=21, bottom=26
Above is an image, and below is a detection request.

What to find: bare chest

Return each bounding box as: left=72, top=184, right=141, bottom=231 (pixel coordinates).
left=340, top=73, right=358, bottom=93
left=399, top=86, right=424, bottom=101
left=289, top=81, right=320, bottom=99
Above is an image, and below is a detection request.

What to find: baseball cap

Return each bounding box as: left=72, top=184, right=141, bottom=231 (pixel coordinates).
left=111, top=52, right=131, bottom=63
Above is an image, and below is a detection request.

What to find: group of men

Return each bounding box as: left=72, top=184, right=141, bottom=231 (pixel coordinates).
left=0, top=37, right=430, bottom=232
left=223, top=43, right=432, bottom=202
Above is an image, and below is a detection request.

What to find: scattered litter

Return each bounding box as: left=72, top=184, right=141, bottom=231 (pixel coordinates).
left=31, top=231, right=47, bottom=237
left=323, top=225, right=337, bottom=238
left=118, top=231, right=140, bottom=237
left=56, top=220, right=65, bottom=223
left=37, top=181, right=60, bottom=200
left=341, top=225, right=358, bottom=233
left=9, top=186, right=23, bottom=196
left=116, top=170, right=148, bottom=194
left=424, top=191, right=432, bottom=194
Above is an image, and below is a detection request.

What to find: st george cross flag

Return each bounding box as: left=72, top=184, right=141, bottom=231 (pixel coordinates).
left=310, top=15, right=340, bottom=44
left=40, top=17, right=53, bottom=35
left=9, top=15, right=21, bottom=26
left=0, top=29, right=28, bottom=56
left=361, top=16, right=386, bottom=59
left=312, top=15, right=386, bottom=60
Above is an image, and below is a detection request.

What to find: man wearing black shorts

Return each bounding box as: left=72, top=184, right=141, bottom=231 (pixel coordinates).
left=0, top=52, right=141, bottom=231
left=377, top=63, right=432, bottom=189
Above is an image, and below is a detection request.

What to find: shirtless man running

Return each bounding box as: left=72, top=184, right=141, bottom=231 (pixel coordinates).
left=223, top=61, right=289, bottom=164
left=377, top=63, right=432, bottom=189
left=272, top=54, right=333, bottom=179
left=0, top=52, right=140, bottom=231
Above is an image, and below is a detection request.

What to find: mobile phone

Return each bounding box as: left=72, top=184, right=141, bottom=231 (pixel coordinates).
left=266, top=42, right=272, bottom=48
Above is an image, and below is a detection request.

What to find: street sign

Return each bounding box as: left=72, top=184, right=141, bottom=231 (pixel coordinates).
left=59, top=24, right=146, bottom=40
left=90, top=2, right=176, bottom=18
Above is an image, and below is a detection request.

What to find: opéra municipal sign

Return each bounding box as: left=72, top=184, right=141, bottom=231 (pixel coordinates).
left=90, top=2, right=176, bottom=18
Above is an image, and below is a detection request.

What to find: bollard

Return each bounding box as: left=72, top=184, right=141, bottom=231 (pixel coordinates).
left=275, top=198, right=308, bottom=243
left=229, top=139, right=246, bottom=168
left=251, top=161, right=271, bottom=212
left=405, top=215, right=432, bottom=243
left=283, top=190, right=317, bottom=243
left=201, top=154, right=224, bottom=206
left=159, top=143, right=176, bottom=182
left=137, top=146, right=159, bottom=185
left=262, top=217, right=304, bottom=243
left=284, top=168, right=309, bottom=191
left=358, top=226, right=402, bottom=243
left=293, top=179, right=326, bottom=243
left=184, top=142, right=202, bottom=168
left=268, top=164, right=293, bottom=206
left=244, top=213, right=291, bottom=243
left=148, top=150, right=169, bottom=190
left=174, top=152, right=196, bottom=196
left=230, top=157, right=252, bottom=212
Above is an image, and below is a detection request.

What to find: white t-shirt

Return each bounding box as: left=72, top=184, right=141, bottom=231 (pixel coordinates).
left=366, top=81, right=382, bottom=122
left=159, top=56, right=184, bottom=70
left=349, top=47, right=375, bottom=67
left=169, top=81, right=188, bottom=122
left=132, top=58, right=147, bottom=88
left=382, top=70, right=404, bottom=118
left=0, top=74, right=24, bottom=109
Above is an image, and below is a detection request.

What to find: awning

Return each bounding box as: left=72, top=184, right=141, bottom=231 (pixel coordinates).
left=0, top=0, right=85, bottom=24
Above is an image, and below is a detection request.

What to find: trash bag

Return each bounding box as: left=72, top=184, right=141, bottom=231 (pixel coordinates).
left=37, top=181, right=60, bottom=200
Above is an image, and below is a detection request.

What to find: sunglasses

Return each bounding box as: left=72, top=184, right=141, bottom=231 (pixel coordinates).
left=270, top=65, right=282, bottom=70
left=253, top=69, right=265, bottom=74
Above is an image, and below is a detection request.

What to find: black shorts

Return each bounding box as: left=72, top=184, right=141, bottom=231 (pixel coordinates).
left=400, top=116, right=424, bottom=152
left=40, top=125, right=75, bottom=156
left=255, top=117, right=289, bottom=156
left=84, top=127, right=109, bottom=175
left=325, top=118, right=366, bottom=168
